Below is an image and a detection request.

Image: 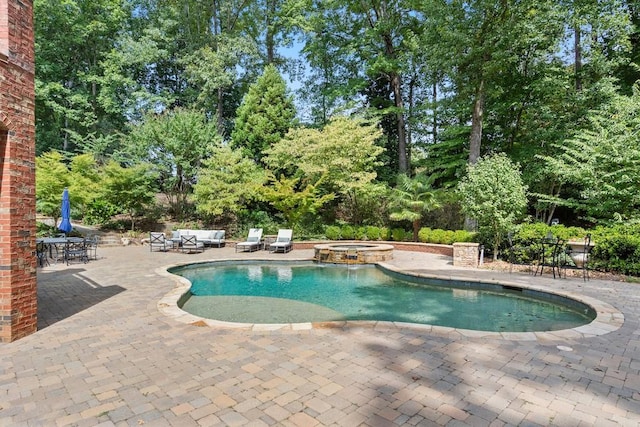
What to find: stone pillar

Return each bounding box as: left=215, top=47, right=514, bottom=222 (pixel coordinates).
left=453, top=242, right=480, bottom=268
left=0, top=0, right=37, bottom=342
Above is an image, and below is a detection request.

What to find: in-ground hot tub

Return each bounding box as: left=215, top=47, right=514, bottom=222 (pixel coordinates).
left=314, top=243, right=394, bottom=264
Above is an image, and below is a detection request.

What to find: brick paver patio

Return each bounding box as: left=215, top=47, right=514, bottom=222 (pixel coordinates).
left=1, top=244, right=639, bottom=426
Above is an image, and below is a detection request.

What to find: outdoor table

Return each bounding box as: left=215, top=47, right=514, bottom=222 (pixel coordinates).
left=262, top=235, right=277, bottom=250
left=36, top=237, right=85, bottom=264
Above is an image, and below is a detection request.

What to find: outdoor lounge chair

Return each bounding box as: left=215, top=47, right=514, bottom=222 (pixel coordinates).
left=235, top=228, right=263, bottom=252
left=180, top=235, right=205, bottom=253
left=150, top=232, right=173, bottom=252
left=269, top=229, right=293, bottom=253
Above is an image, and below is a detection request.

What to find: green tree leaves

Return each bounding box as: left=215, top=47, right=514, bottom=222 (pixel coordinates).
left=539, top=89, right=640, bottom=224
left=231, top=64, right=296, bottom=163
left=123, top=108, right=220, bottom=220
left=457, top=154, right=528, bottom=259
left=389, top=174, right=440, bottom=242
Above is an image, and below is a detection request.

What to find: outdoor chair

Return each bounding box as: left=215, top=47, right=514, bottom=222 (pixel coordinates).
left=150, top=232, right=173, bottom=252
left=64, top=239, right=88, bottom=265
left=236, top=228, right=263, bottom=252
left=533, top=234, right=565, bottom=279
left=180, top=235, right=205, bottom=253
left=269, top=229, right=293, bottom=253
left=85, top=235, right=99, bottom=260
left=36, top=241, right=49, bottom=267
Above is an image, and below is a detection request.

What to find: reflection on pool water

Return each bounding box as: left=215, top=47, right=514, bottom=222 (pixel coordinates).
left=169, top=261, right=596, bottom=332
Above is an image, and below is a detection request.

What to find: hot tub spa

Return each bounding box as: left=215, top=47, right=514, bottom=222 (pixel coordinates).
left=314, top=243, right=394, bottom=264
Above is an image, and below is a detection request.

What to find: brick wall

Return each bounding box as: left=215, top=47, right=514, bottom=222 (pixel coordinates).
left=0, top=0, right=37, bottom=342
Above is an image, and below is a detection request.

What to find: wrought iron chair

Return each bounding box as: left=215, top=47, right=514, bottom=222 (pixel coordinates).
left=36, top=241, right=49, bottom=267
left=85, top=235, right=99, bottom=260
left=64, top=239, right=89, bottom=265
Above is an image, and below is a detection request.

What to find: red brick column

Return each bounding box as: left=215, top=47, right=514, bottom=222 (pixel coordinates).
left=0, top=0, right=37, bottom=342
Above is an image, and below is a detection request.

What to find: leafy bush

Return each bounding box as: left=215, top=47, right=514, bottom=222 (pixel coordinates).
left=355, top=226, right=368, bottom=240
left=442, top=230, right=456, bottom=244
left=83, top=200, right=118, bottom=226
left=379, top=227, right=390, bottom=241
left=341, top=225, right=355, bottom=240
left=453, top=230, right=476, bottom=243
left=366, top=226, right=381, bottom=241
left=428, top=229, right=446, bottom=244
left=591, top=228, right=640, bottom=275
left=325, top=225, right=341, bottom=240
left=391, top=228, right=407, bottom=241
left=419, top=228, right=476, bottom=244
left=418, top=227, right=432, bottom=243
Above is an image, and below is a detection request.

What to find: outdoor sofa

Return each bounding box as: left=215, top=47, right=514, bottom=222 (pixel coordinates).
left=174, top=229, right=226, bottom=247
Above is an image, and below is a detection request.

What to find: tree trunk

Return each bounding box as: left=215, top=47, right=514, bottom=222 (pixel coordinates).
left=574, top=25, right=582, bottom=92
left=469, top=78, right=484, bottom=165
left=390, top=72, right=408, bottom=174
left=265, top=0, right=275, bottom=63
left=217, top=87, right=224, bottom=134
left=465, top=79, right=485, bottom=231
left=432, top=79, right=438, bottom=143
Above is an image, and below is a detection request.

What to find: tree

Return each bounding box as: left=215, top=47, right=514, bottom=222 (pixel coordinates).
left=34, top=0, right=129, bottom=153
left=301, top=0, right=421, bottom=174
left=261, top=173, right=335, bottom=233
left=264, top=116, right=384, bottom=223
left=101, top=161, right=157, bottom=231
left=389, top=174, right=440, bottom=242
left=192, top=145, right=266, bottom=221
left=67, top=153, right=102, bottom=219
left=538, top=89, right=640, bottom=224
left=231, top=64, right=296, bottom=163
left=457, top=154, right=527, bottom=260
left=123, top=108, right=220, bottom=220
left=35, top=151, right=71, bottom=226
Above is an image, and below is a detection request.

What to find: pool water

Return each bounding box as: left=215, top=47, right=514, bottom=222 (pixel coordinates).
left=171, top=262, right=595, bottom=332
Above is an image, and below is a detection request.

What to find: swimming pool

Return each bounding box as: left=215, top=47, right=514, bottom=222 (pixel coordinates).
left=168, top=261, right=596, bottom=332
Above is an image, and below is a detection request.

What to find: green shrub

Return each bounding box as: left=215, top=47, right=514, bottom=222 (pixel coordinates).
left=418, top=227, right=432, bottom=243
left=366, top=226, right=381, bottom=241
left=453, top=229, right=476, bottom=243
left=341, top=225, right=355, bottom=240
left=83, top=199, right=118, bottom=226
left=325, top=226, right=341, bottom=240
left=428, top=229, right=445, bottom=244
left=391, top=228, right=407, bottom=241
left=355, top=226, right=368, bottom=240
left=442, top=230, right=456, bottom=244
left=379, top=227, right=390, bottom=241
left=591, top=231, right=640, bottom=275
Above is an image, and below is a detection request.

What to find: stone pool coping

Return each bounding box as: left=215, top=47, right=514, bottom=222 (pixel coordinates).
left=156, top=257, right=623, bottom=342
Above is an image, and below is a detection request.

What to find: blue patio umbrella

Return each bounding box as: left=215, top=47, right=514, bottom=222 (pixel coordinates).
left=58, top=188, right=72, bottom=235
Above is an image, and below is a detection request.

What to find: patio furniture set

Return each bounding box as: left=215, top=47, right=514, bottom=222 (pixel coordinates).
left=36, top=235, right=99, bottom=266
left=508, top=233, right=594, bottom=280
left=150, top=228, right=293, bottom=254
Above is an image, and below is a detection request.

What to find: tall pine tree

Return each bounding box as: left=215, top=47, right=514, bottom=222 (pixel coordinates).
left=231, top=64, right=296, bottom=164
